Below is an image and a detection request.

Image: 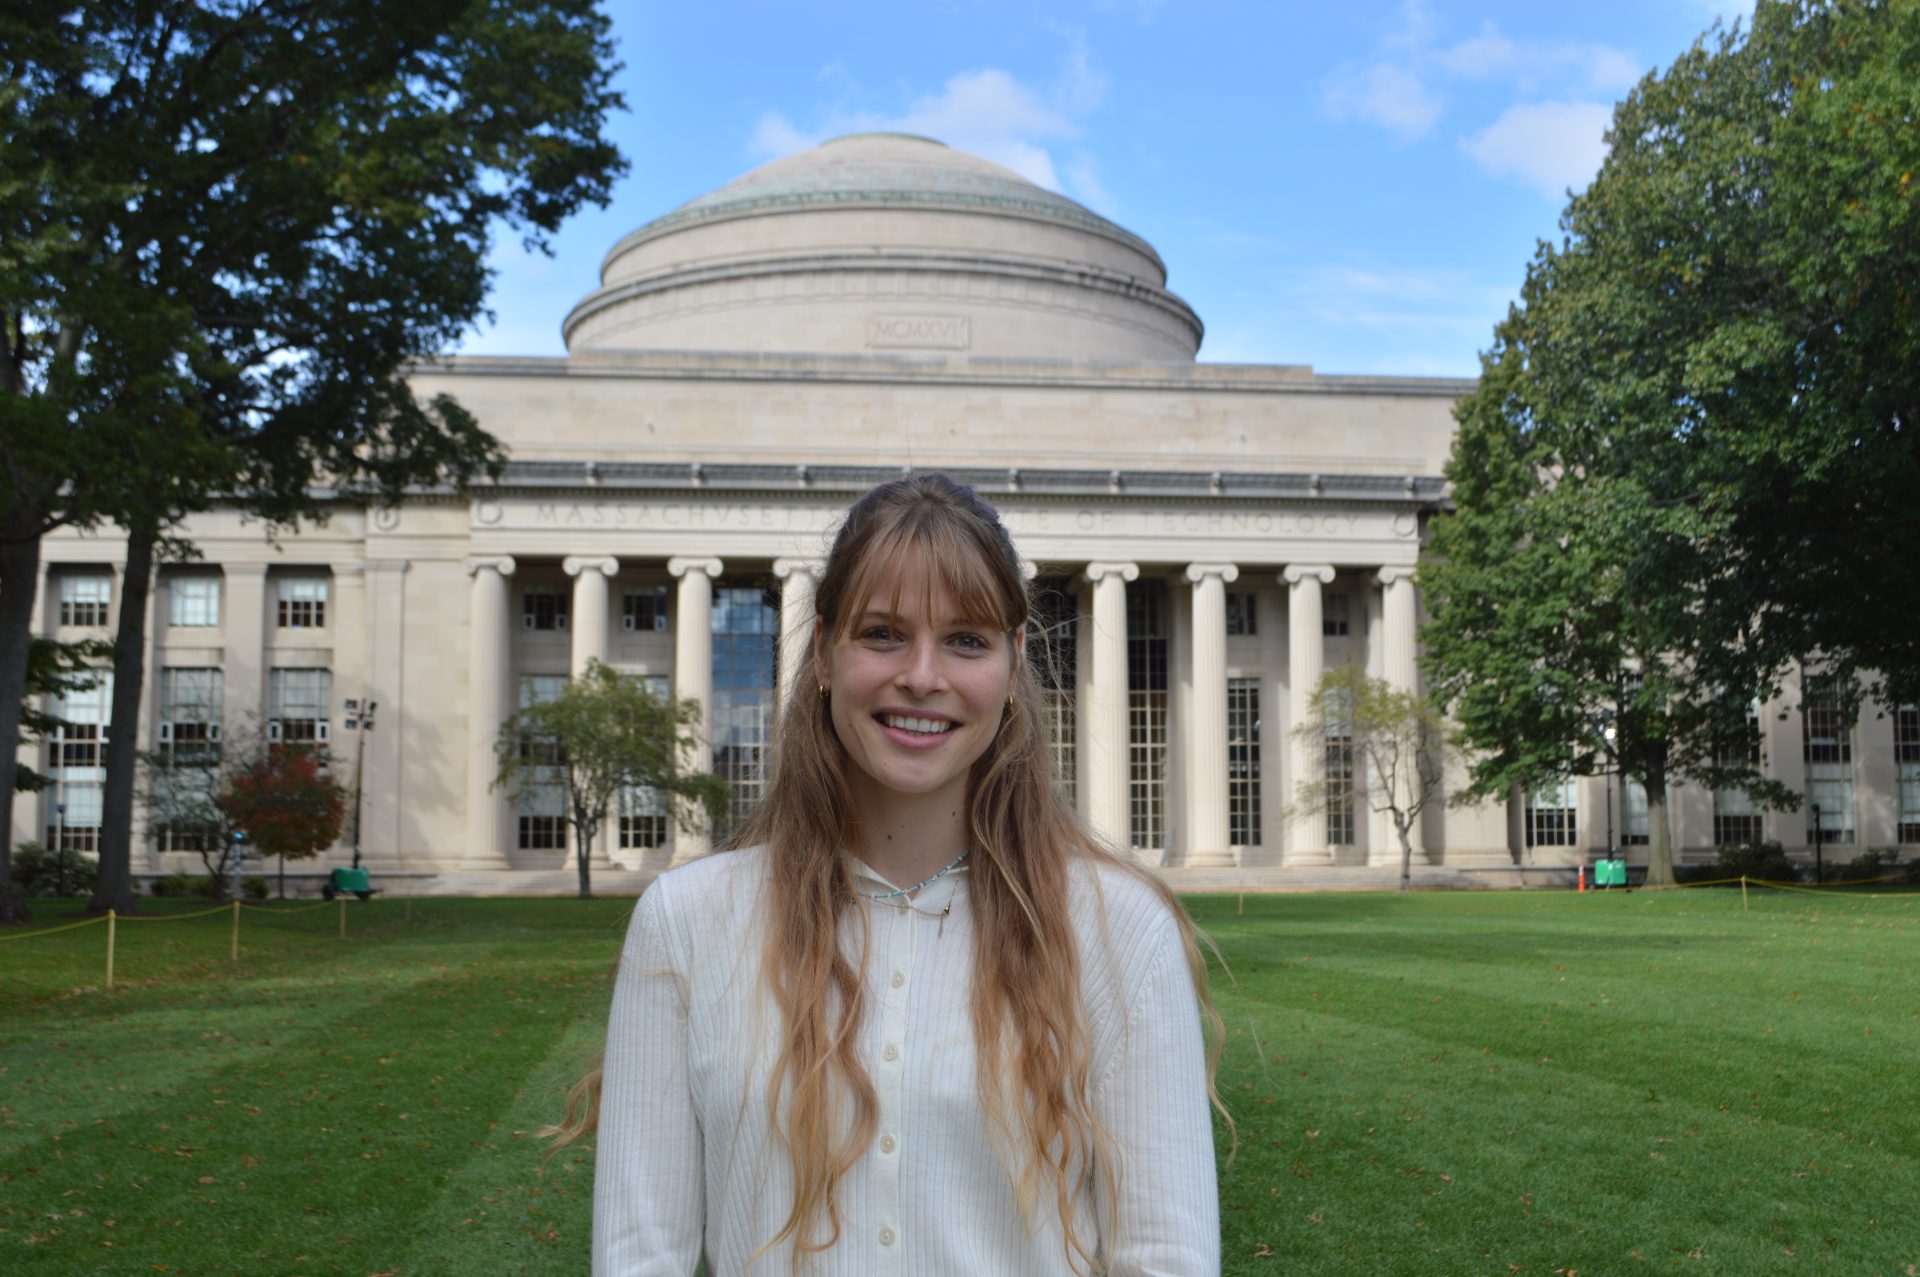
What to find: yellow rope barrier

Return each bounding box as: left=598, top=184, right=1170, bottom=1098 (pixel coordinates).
left=116, top=902, right=234, bottom=922
left=0, top=913, right=108, bottom=943
left=237, top=900, right=334, bottom=914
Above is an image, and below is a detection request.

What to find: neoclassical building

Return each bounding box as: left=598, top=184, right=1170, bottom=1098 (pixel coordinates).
left=18, top=135, right=1913, bottom=883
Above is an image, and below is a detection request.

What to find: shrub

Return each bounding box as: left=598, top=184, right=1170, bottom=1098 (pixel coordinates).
left=149, top=872, right=197, bottom=897
left=148, top=872, right=243, bottom=900
left=1713, top=840, right=1801, bottom=884
left=11, top=841, right=98, bottom=897
left=1829, top=848, right=1914, bottom=884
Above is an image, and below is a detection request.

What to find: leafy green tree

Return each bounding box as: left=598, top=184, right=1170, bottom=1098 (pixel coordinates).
left=1423, top=314, right=1801, bottom=886
left=1419, top=0, right=1912, bottom=883
left=493, top=661, right=729, bottom=899
left=0, top=637, right=112, bottom=920
left=1288, top=665, right=1455, bottom=892
left=0, top=1, right=627, bottom=922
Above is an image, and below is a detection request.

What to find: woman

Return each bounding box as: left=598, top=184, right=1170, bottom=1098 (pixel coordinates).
left=582, top=473, right=1226, bottom=1275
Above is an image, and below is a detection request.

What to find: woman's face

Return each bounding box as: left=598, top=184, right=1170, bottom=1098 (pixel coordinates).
left=817, top=561, right=1021, bottom=813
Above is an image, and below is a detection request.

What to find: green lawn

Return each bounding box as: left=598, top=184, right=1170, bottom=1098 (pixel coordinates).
left=2, top=887, right=1915, bottom=1276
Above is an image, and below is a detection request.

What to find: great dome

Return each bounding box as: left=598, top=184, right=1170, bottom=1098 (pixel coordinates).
left=562, top=133, right=1203, bottom=361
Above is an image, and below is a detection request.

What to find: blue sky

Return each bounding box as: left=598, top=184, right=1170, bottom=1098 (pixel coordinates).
left=459, top=0, right=1753, bottom=378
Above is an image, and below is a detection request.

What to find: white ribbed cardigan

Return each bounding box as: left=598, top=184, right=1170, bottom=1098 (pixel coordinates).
left=591, top=846, right=1219, bottom=1276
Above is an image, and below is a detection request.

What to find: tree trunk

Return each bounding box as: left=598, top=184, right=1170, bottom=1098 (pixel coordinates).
left=1397, top=816, right=1415, bottom=892
left=1644, top=753, right=1675, bottom=887
left=88, top=522, right=155, bottom=916
left=575, top=824, right=593, bottom=899
left=0, top=530, right=45, bottom=925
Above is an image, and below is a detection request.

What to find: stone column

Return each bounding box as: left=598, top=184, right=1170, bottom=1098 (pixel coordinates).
left=331, top=565, right=368, bottom=866
left=224, top=564, right=269, bottom=737
left=1283, top=564, right=1336, bottom=866
left=1184, top=563, right=1238, bottom=868
left=772, top=558, right=822, bottom=709
left=462, top=556, right=515, bottom=870
left=1374, top=566, right=1426, bottom=866
left=1083, top=562, right=1138, bottom=853
left=362, top=562, right=409, bottom=869
left=669, top=557, right=723, bottom=863
left=562, top=556, right=619, bottom=869
left=563, top=556, right=619, bottom=677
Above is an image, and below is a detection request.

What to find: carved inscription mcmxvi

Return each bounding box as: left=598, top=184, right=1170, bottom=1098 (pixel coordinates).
left=866, top=314, right=971, bottom=350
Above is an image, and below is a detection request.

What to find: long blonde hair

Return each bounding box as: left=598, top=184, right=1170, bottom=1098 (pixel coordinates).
left=552, top=474, right=1228, bottom=1271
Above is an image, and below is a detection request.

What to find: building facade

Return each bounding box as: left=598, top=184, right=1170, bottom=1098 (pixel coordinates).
left=17, top=135, right=1915, bottom=879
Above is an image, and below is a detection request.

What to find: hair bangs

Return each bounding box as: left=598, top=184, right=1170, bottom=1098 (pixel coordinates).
left=831, top=506, right=1023, bottom=641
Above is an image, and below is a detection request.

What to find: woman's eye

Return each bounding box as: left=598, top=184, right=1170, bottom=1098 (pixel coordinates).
left=951, top=632, right=988, bottom=651
left=859, top=625, right=896, bottom=643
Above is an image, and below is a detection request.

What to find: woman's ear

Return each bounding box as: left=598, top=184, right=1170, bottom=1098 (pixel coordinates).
left=811, top=616, right=830, bottom=693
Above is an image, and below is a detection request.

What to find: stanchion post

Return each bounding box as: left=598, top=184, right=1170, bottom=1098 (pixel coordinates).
left=338, top=897, right=346, bottom=940
left=231, top=899, right=240, bottom=963
left=106, top=908, right=116, bottom=990
left=1741, top=875, right=1749, bottom=911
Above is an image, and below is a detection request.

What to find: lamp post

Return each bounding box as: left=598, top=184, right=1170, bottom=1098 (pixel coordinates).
left=343, top=697, right=378, bottom=869
left=1581, top=707, right=1619, bottom=879
left=1810, top=803, right=1824, bottom=885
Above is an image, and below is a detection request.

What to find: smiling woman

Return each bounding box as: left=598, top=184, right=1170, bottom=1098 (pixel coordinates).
left=572, top=472, right=1229, bottom=1276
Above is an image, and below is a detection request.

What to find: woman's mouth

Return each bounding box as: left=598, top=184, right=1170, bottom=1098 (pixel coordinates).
left=878, top=713, right=956, bottom=736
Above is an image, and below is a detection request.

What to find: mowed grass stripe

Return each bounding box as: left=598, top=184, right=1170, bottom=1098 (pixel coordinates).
left=396, top=1012, right=602, bottom=1276
left=2, top=898, right=628, bottom=1273
left=1196, top=891, right=1919, bottom=1275
left=7, top=892, right=1917, bottom=1275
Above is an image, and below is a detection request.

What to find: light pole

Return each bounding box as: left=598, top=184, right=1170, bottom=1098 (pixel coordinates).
left=1582, top=707, right=1619, bottom=876
left=343, top=697, right=378, bottom=869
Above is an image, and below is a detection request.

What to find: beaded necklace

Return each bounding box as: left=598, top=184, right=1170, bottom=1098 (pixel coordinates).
left=857, top=849, right=971, bottom=901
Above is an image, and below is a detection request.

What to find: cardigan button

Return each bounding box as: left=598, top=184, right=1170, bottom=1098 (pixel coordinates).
left=880, top=1133, right=897, bottom=1153
left=890, top=970, right=906, bottom=988
left=878, top=1226, right=896, bottom=1246
left=882, top=1043, right=899, bottom=1062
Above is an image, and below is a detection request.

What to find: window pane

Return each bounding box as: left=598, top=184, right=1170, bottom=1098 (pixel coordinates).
left=269, top=668, right=332, bottom=743
left=1228, top=678, right=1261, bottom=846
left=277, top=575, right=328, bottom=628
left=170, top=577, right=221, bottom=627
left=1127, top=580, right=1168, bottom=850
left=711, top=581, right=778, bottom=834
left=59, top=574, right=112, bottom=626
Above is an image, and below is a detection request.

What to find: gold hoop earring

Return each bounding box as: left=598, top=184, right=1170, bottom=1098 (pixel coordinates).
left=1006, top=693, right=1015, bottom=710
left=818, top=683, right=829, bottom=699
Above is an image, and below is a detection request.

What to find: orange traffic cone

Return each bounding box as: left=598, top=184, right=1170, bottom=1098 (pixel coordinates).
left=1577, top=864, right=1586, bottom=893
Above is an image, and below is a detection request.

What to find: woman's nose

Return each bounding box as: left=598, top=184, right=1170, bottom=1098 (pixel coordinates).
left=895, top=638, right=947, bottom=695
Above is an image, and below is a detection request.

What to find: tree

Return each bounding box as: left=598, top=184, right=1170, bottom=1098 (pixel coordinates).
left=1289, top=665, right=1454, bottom=892
left=1418, top=0, right=1912, bottom=882
left=1423, top=315, right=1801, bottom=886
left=217, top=743, right=348, bottom=901
left=493, top=661, right=729, bottom=899
left=138, top=729, right=241, bottom=899
left=0, top=1, right=627, bottom=922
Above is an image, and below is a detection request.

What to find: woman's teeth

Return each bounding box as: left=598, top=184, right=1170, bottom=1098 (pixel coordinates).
left=882, top=714, right=954, bottom=734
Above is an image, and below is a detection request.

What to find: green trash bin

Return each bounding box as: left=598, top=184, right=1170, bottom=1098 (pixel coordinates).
left=1593, top=858, right=1628, bottom=888
left=323, top=866, right=375, bottom=901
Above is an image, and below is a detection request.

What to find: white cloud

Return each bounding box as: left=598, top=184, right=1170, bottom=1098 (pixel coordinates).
left=1322, top=6, right=1639, bottom=141
left=1321, top=61, right=1443, bottom=140
left=1683, top=0, right=1755, bottom=27
left=1461, top=100, right=1613, bottom=200
left=1432, top=24, right=1639, bottom=93
left=748, top=112, right=816, bottom=159
left=745, top=44, right=1113, bottom=205
left=1063, top=151, right=1117, bottom=218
